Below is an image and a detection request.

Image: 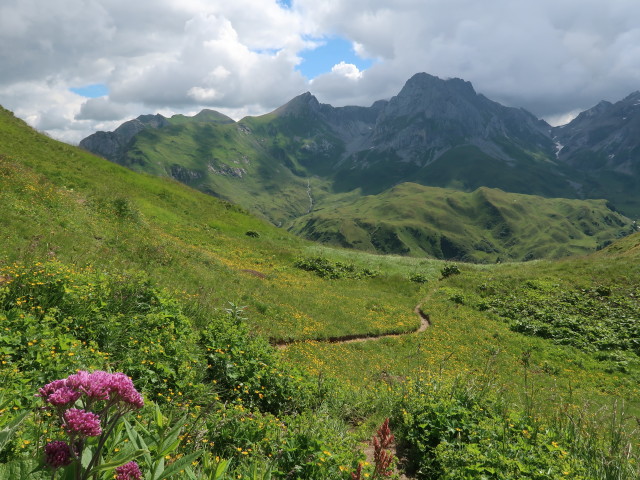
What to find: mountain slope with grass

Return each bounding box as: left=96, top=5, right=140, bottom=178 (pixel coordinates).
left=289, top=183, right=634, bottom=262
left=2, top=104, right=640, bottom=479
left=0, top=105, right=423, bottom=342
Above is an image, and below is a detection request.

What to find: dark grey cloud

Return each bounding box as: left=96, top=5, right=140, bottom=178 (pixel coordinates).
left=76, top=97, right=129, bottom=121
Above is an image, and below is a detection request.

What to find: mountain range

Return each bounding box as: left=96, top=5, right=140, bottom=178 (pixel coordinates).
left=79, top=73, right=640, bottom=261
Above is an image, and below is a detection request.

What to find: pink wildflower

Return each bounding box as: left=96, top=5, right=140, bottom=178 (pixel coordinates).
left=44, top=440, right=73, bottom=469
left=109, top=373, right=144, bottom=409
left=66, top=370, right=111, bottom=401
left=115, top=461, right=142, bottom=480
left=40, top=371, right=144, bottom=409
left=38, top=379, right=81, bottom=407
left=47, top=386, right=82, bottom=406
left=63, top=408, right=102, bottom=437
left=38, top=379, right=66, bottom=399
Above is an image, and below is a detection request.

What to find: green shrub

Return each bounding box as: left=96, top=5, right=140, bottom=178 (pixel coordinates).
left=0, top=261, right=202, bottom=400
left=200, top=310, right=321, bottom=414
left=294, top=256, right=379, bottom=279
left=409, top=272, right=429, bottom=284
left=392, top=375, right=638, bottom=480
left=476, top=280, right=640, bottom=357
left=441, top=263, right=461, bottom=278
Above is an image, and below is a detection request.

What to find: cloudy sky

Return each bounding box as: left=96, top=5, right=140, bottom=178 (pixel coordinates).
left=2, top=0, right=640, bottom=143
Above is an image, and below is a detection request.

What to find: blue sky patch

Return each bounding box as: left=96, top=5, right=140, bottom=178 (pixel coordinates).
left=70, top=84, right=109, bottom=98
left=297, top=37, right=373, bottom=79
left=277, top=0, right=292, bottom=9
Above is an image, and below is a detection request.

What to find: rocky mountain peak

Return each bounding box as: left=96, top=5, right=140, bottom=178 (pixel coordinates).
left=79, top=113, right=168, bottom=161
left=623, top=91, right=640, bottom=102
left=273, top=92, right=322, bottom=117
left=135, top=113, right=168, bottom=128
left=552, top=92, right=640, bottom=177
left=381, top=72, right=487, bottom=123
left=586, top=100, right=613, bottom=117
left=400, top=72, right=476, bottom=98
left=368, top=72, right=554, bottom=164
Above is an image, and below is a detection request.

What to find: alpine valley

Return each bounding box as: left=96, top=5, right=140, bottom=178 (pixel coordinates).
left=2, top=73, right=640, bottom=479
left=80, top=73, right=640, bottom=262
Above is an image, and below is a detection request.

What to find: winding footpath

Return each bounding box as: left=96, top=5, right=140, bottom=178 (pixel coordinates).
left=273, top=301, right=431, bottom=350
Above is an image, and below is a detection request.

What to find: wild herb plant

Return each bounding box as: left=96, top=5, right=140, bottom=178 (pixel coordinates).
left=351, top=418, right=397, bottom=480
left=37, top=370, right=145, bottom=479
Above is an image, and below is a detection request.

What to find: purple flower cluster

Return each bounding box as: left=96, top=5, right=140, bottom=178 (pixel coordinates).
left=38, top=370, right=144, bottom=410
left=44, top=440, right=73, bottom=468
left=115, top=461, right=142, bottom=480
left=38, top=370, right=145, bottom=476
left=63, top=408, right=102, bottom=437
left=37, top=380, right=81, bottom=407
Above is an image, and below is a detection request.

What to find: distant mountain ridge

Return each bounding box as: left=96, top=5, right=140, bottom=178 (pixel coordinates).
left=79, top=110, right=235, bottom=166
left=77, top=73, right=640, bottom=260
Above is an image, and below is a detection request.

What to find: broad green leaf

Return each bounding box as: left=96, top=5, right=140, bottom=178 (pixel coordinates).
left=213, top=459, right=231, bottom=480
left=0, top=458, right=44, bottom=480
left=184, top=466, right=198, bottom=480
left=81, top=445, right=94, bottom=469
left=154, top=403, right=164, bottom=429
left=0, top=410, right=29, bottom=453
left=152, top=456, right=165, bottom=480
left=156, top=415, right=187, bottom=457
left=124, top=419, right=152, bottom=467
left=157, top=437, right=181, bottom=459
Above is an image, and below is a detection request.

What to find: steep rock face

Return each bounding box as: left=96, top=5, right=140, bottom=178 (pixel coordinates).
left=79, top=114, right=169, bottom=162
left=366, top=73, right=554, bottom=164
left=271, top=91, right=384, bottom=148
left=269, top=73, right=556, bottom=180
left=551, top=92, right=640, bottom=215
left=554, top=92, right=640, bottom=175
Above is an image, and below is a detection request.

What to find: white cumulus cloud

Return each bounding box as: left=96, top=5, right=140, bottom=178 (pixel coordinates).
left=331, top=62, right=363, bottom=80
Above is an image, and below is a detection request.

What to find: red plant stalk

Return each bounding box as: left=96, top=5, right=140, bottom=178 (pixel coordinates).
left=373, top=418, right=395, bottom=477
left=351, top=419, right=396, bottom=479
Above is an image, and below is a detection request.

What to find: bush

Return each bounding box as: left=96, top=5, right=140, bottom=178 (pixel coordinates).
left=392, top=375, right=638, bottom=480
left=441, top=263, right=460, bottom=278
left=294, top=256, right=379, bottom=279
left=409, top=273, right=429, bottom=284
left=0, top=261, right=202, bottom=400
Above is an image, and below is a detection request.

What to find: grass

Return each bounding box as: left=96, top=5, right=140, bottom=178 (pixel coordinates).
left=0, top=106, right=424, bottom=342
left=1, top=105, right=640, bottom=478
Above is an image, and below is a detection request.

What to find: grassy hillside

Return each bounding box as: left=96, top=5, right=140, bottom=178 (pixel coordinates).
left=117, top=109, right=337, bottom=227
left=290, top=183, right=635, bottom=262
left=0, top=106, right=422, bottom=342
left=2, top=105, right=639, bottom=479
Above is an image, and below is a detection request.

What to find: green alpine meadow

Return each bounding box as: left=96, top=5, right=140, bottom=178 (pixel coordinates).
left=2, top=90, right=640, bottom=480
